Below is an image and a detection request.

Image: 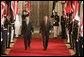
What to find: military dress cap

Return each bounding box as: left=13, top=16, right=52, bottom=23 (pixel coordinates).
left=4, top=14, right=7, bottom=17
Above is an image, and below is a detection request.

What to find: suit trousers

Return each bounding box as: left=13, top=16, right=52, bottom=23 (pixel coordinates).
left=24, top=34, right=31, bottom=49
left=43, top=35, right=49, bottom=49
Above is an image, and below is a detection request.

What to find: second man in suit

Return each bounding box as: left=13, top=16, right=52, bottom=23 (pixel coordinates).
left=23, top=15, right=34, bottom=50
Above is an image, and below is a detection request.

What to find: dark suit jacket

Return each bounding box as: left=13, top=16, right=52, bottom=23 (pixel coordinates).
left=23, top=21, right=34, bottom=36
left=40, top=20, right=51, bottom=36
left=54, top=15, right=59, bottom=26
left=4, top=19, right=9, bottom=29
left=22, top=14, right=26, bottom=21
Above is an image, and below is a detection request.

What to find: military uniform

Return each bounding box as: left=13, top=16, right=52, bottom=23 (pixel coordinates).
left=61, top=16, right=66, bottom=39
left=15, top=14, right=20, bottom=38
left=66, top=17, right=70, bottom=43
left=73, top=21, right=79, bottom=56
left=79, top=35, right=83, bottom=56
left=7, top=18, right=12, bottom=48
left=53, top=15, right=59, bottom=38
left=1, top=26, right=6, bottom=54
left=1, top=16, right=8, bottom=55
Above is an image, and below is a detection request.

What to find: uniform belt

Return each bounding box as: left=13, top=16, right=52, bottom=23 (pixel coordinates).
left=9, top=25, right=11, bottom=27
left=11, top=23, right=14, bottom=24
left=22, top=20, right=25, bottom=21
left=4, top=28, right=7, bottom=30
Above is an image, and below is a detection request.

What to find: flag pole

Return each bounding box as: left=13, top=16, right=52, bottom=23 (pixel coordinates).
left=77, top=1, right=80, bottom=42
left=70, top=1, right=73, bottom=48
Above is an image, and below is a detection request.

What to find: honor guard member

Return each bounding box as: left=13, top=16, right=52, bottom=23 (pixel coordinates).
left=66, top=13, right=70, bottom=43
left=10, top=9, right=15, bottom=43
left=7, top=16, right=12, bottom=48
left=15, top=11, right=21, bottom=38
left=79, top=18, right=83, bottom=56
left=61, top=11, right=66, bottom=39
left=1, top=15, right=8, bottom=55
left=68, top=13, right=73, bottom=48
left=53, top=12, right=59, bottom=38
left=79, top=28, right=83, bottom=56
left=73, top=19, right=80, bottom=56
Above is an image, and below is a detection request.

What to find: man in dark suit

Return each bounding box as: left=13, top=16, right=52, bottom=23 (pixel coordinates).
left=61, top=11, right=66, bottom=39
left=23, top=15, right=34, bottom=50
left=40, top=16, right=51, bottom=50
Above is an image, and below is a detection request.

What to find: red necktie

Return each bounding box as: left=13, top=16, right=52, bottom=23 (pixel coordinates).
left=45, top=21, right=47, bottom=27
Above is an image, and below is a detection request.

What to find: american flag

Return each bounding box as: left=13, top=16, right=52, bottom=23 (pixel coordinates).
left=64, top=1, right=67, bottom=18
left=1, top=1, right=6, bottom=25
left=11, top=1, right=18, bottom=20
left=64, top=1, right=71, bottom=18
left=72, top=1, right=80, bottom=21
left=25, top=1, right=31, bottom=15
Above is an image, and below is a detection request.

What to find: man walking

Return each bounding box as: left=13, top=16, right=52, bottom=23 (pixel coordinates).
left=23, top=15, right=34, bottom=50
left=40, top=16, right=51, bottom=50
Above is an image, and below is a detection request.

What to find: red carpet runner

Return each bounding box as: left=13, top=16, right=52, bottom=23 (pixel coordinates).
left=7, top=38, right=71, bottom=56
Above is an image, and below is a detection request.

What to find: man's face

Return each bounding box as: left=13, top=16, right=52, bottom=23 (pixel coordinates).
left=44, top=16, right=48, bottom=21
left=26, top=17, right=29, bottom=22
left=24, top=12, right=26, bottom=15
left=4, top=17, right=6, bottom=21
left=55, top=12, right=57, bottom=15
left=62, top=12, right=64, bottom=15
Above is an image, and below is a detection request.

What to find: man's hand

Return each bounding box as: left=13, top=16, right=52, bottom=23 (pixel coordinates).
left=21, top=35, right=24, bottom=37
left=49, top=30, right=51, bottom=33
left=32, top=32, right=34, bottom=35
left=77, top=39, right=79, bottom=43
left=39, top=33, right=41, bottom=36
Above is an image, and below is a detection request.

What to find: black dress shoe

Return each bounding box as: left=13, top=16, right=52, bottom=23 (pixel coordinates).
left=44, top=48, right=47, bottom=50
left=28, top=46, right=30, bottom=48
left=7, top=47, right=11, bottom=49
left=28, top=44, right=30, bottom=48
left=10, top=42, right=14, bottom=43
left=25, top=48, right=27, bottom=50
left=1, top=53, right=7, bottom=55
left=68, top=48, right=74, bottom=49
left=66, top=42, right=70, bottom=44
left=73, top=54, right=78, bottom=56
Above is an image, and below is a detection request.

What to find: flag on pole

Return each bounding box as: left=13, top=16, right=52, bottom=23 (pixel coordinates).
left=11, top=1, right=18, bottom=20
left=15, top=1, right=18, bottom=15
left=1, top=1, right=6, bottom=25
left=66, top=1, right=71, bottom=14
left=64, top=1, right=67, bottom=18
left=25, top=1, right=31, bottom=15
left=7, top=4, right=11, bottom=17
left=64, top=1, right=71, bottom=18
left=11, top=1, right=15, bottom=19
left=72, top=1, right=80, bottom=21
